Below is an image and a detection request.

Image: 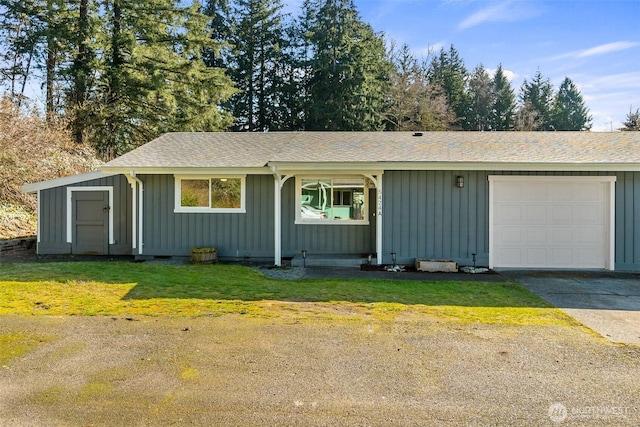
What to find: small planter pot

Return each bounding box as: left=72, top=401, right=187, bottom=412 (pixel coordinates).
left=190, top=247, right=218, bottom=264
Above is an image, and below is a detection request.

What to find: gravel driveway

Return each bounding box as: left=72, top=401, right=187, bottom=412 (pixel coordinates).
left=0, top=315, right=638, bottom=426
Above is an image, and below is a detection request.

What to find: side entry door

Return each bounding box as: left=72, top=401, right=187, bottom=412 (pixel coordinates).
left=72, top=191, right=109, bottom=255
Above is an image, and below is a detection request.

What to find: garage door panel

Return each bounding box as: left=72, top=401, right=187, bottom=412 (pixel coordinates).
left=576, top=248, right=603, bottom=266
left=551, top=227, right=573, bottom=244
left=525, top=248, right=548, bottom=266
left=550, top=205, right=574, bottom=223
left=495, top=226, right=522, bottom=244
left=525, top=205, right=547, bottom=223
left=549, top=248, right=573, bottom=266
left=491, top=177, right=613, bottom=269
left=575, top=206, right=604, bottom=224
left=575, top=226, right=603, bottom=244
left=494, top=183, right=523, bottom=202
left=494, top=248, right=522, bottom=266
left=523, top=227, right=548, bottom=244
left=574, top=183, right=604, bottom=202
left=496, top=204, right=523, bottom=223
left=549, top=184, right=574, bottom=201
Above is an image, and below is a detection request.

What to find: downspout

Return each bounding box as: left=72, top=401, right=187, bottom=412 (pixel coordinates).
left=36, top=190, right=41, bottom=254
left=271, top=166, right=282, bottom=266
left=126, top=171, right=144, bottom=255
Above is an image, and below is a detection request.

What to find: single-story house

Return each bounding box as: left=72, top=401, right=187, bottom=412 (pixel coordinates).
left=22, top=131, right=640, bottom=270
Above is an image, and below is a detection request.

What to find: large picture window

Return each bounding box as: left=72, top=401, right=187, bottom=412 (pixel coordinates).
left=174, top=175, right=245, bottom=213
left=297, top=177, right=368, bottom=224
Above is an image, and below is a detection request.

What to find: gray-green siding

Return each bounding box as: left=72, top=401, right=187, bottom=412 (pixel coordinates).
left=140, top=174, right=274, bottom=258
left=382, top=170, right=640, bottom=270
left=36, top=171, right=640, bottom=270
left=38, top=174, right=132, bottom=255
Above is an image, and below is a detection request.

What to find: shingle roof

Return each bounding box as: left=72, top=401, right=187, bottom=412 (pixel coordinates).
left=102, top=131, right=640, bottom=170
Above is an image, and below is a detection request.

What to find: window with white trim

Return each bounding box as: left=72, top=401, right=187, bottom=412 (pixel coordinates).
left=296, top=177, right=368, bottom=224
left=174, top=175, right=246, bottom=213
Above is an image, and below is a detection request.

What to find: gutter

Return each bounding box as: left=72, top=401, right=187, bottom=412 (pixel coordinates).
left=125, top=171, right=144, bottom=255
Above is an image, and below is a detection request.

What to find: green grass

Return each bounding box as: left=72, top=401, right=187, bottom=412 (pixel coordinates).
left=0, top=261, right=572, bottom=325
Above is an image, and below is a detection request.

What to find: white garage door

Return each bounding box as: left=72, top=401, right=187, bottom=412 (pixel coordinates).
left=489, top=176, right=615, bottom=269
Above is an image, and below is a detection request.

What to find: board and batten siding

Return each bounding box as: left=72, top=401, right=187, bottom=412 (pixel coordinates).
left=615, top=171, right=640, bottom=270
left=38, top=174, right=132, bottom=255
left=382, top=170, right=488, bottom=266
left=140, top=174, right=274, bottom=258
left=382, top=170, right=640, bottom=270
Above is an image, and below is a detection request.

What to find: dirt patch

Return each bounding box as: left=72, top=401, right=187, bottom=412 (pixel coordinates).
left=0, top=315, right=638, bottom=425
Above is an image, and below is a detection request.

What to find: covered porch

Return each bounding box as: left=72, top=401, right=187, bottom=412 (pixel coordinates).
left=270, top=164, right=384, bottom=267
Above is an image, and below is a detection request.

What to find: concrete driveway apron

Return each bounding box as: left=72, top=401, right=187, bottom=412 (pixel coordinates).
left=500, top=270, right=640, bottom=345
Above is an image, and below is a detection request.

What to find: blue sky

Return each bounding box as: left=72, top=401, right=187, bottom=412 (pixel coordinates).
left=288, top=0, right=640, bottom=131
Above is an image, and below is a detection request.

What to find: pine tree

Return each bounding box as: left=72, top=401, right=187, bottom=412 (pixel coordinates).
left=226, top=0, right=286, bottom=131
left=491, top=64, right=515, bottom=131
left=518, top=69, right=554, bottom=130
left=551, top=77, right=591, bottom=130
left=427, top=45, right=470, bottom=129
left=305, top=0, right=391, bottom=131
left=467, top=64, right=493, bottom=131
left=88, top=0, right=234, bottom=155
left=201, top=0, right=230, bottom=69
left=620, top=107, right=640, bottom=131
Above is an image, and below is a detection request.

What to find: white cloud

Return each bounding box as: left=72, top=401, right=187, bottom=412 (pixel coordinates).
left=577, top=41, right=639, bottom=58
left=487, top=67, right=517, bottom=82
left=458, top=0, right=541, bottom=30
left=550, top=41, right=639, bottom=61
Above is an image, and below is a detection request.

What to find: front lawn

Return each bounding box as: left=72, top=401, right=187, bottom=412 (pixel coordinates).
left=0, top=262, right=572, bottom=325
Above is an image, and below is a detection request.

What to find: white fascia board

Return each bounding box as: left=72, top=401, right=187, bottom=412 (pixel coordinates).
left=99, top=166, right=269, bottom=175
left=488, top=175, right=617, bottom=183
left=22, top=171, right=118, bottom=194
left=270, top=161, right=640, bottom=172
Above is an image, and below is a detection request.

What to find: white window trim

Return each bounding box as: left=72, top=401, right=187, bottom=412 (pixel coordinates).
left=66, top=186, right=115, bottom=244
left=295, top=175, right=369, bottom=225
left=174, top=175, right=246, bottom=213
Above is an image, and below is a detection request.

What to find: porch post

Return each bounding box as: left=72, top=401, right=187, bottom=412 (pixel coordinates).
left=273, top=173, right=282, bottom=266
left=376, top=173, right=383, bottom=265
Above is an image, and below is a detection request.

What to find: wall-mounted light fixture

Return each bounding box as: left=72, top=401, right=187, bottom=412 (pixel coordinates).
left=301, top=250, right=307, bottom=268
left=456, top=176, right=464, bottom=188
left=391, top=252, right=397, bottom=266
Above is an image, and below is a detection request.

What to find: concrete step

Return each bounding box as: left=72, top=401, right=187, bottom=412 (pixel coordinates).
left=290, top=253, right=371, bottom=268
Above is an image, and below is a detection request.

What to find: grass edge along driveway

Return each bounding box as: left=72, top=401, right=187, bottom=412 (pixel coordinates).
left=0, top=261, right=577, bottom=326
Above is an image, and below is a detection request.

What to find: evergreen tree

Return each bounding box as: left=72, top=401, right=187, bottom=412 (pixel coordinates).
left=427, top=45, right=470, bottom=129
left=201, top=0, right=231, bottom=69
left=551, top=77, right=591, bottom=130
left=88, top=0, right=234, bottom=155
left=226, top=0, right=286, bottom=131
left=66, top=0, right=98, bottom=143
left=620, top=107, right=640, bottom=131
left=491, top=64, right=515, bottom=131
left=467, top=64, right=493, bottom=130
left=305, top=0, right=391, bottom=131
left=518, top=69, right=554, bottom=130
